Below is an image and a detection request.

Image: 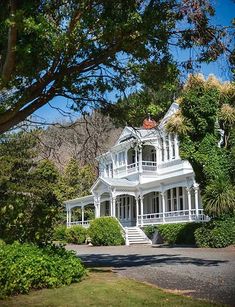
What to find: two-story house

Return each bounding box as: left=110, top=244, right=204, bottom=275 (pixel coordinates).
left=65, top=102, right=209, bottom=244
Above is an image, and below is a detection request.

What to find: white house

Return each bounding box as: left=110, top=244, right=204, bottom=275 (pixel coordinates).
left=65, top=102, right=209, bottom=244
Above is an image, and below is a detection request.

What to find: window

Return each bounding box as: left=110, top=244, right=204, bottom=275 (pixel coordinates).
left=151, top=149, right=156, bottom=162
left=152, top=192, right=159, bottom=213
left=118, top=151, right=125, bottom=166
left=173, top=188, right=177, bottom=211
left=105, top=201, right=109, bottom=216
left=161, top=138, right=164, bottom=162
left=179, top=187, right=184, bottom=210
left=167, top=190, right=171, bottom=211
left=166, top=136, right=170, bottom=160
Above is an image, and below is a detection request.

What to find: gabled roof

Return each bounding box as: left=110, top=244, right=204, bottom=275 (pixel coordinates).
left=158, top=102, right=179, bottom=130
left=91, top=177, right=138, bottom=192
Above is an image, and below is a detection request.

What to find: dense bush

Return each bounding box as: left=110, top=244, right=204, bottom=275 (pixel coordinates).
left=65, top=225, right=87, bottom=244
left=0, top=242, right=86, bottom=297
left=143, top=225, right=157, bottom=240
left=88, top=217, right=125, bottom=246
left=157, top=223, right=201, bottom=245
left=195, top=216, right=235, bottom=248
left=53, top=225, right=67, bottom=242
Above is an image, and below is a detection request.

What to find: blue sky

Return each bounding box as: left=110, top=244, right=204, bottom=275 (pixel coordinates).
left=35, top=0, right=234, bottom=123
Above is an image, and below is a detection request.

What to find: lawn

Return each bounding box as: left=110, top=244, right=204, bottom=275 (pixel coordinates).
left=1, top=270, right=218, bottom=307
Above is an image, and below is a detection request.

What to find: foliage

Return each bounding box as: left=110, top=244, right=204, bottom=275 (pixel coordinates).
left=0, top=132, right=60, bottom=244
left=143, top=225, right=157, bottom=240
left=0, top=242, right=86, bottom=297
left=56, top=159, right=96, bottom=202
left=105, top=79, right=180, bottom=127
left=65, top=225, right=87, bottom=245
left=157, top=223, right=202, bottom=245
left=53, top=225, right=67, bottom=242
left=203, top=178, right=235, bottom=217
left=167, top=75, right=235, bottom=217
left=88, top=217, right=124, bottom=246
left=0, top=1, right=231, bottom=133
left=195, top=216, right=235, bottom=248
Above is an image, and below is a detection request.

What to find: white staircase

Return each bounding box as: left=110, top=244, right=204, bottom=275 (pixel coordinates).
left=125, top=226, right=152, bottom=245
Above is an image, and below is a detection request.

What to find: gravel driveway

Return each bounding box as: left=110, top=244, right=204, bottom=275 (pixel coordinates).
left=66, top=244, right=235, bottom=306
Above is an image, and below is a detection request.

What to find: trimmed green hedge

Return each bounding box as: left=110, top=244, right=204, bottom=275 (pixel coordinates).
left=88, top=217, right=125, bottom=246
left=65, top=225, right=87, bottom=244
left=157, top=223, right=201, bottom=245
left=0, top=242, right=86, bottom=297
left=195, top=216, right=235, bottom=248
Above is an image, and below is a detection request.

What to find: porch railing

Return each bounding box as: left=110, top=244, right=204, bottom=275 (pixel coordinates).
left=68, top=220, right=92, bottom=228
left=138, top=209, right=209, bottom=225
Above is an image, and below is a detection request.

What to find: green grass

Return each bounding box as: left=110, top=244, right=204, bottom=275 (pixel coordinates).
left=1, top=270, right=219, bottom=307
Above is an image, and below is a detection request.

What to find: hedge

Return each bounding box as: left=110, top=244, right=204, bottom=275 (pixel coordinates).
left=0, top=242, right=86, bottom=297
left=194, top=216, right=235, bottom=248
left=88, top=217, right=125, bottom=246
left=156, top=223, right=201, bottom=245
left=65, top=225, right=87, bottom=244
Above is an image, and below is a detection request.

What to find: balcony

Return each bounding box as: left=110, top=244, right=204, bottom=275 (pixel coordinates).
left=114, top=159, right=182, bottom=177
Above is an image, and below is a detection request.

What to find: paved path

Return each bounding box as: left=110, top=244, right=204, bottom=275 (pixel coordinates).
left=67, top=244, right=235, bottom=306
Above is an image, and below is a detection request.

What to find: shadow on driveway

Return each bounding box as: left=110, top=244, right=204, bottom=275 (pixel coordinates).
left=78, top=253, right=228, bottom=268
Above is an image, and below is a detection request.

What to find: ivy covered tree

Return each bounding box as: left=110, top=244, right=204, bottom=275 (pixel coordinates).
left=0, top=0, right=232, bottom=133
left=167, top=74, right=235, bottom=217
left=0, top=132, right=60, bottom=244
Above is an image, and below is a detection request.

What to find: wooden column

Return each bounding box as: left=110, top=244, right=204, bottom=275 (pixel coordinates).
left=161, top=192, right=166, bottom=223
left=81, top=206, right=84, bottom=226
left=135, top=196, right=139, bottom=226
left=194, top=184, right=199, bottom=218
left=140, top=194, right=144, bottom=226
left=187, top=188, right=192, bottom=221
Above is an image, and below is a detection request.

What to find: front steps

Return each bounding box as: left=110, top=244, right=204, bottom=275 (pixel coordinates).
left=125, top=226, right=152, bottom=245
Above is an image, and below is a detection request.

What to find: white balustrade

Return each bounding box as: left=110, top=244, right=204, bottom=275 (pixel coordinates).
left=138, top=209, right=209, bottom=225
left=69, top=220, right=91, bottom=228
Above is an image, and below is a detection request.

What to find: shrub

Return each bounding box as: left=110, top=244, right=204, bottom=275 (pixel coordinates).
left=53, top=225, right=67, bottom=242
left=65, top=225, right=87, bottom=244
left=195, top=216, right=235, bottom=248
left=88, top=217, right=125, bottom=246
left=157, top=223, right=201, bottom=245
left=143, top=225, right=157, bottom=239
left=0, top=242, right=86, bottom=297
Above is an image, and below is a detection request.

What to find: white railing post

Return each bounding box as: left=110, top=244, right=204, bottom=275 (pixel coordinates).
left=187, top=187, right=192, bottom=221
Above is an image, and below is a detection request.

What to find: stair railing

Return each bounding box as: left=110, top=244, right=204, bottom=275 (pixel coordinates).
left=114, top=217, right=129, bottom=246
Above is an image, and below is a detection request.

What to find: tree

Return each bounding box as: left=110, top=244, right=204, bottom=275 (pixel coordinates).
left=0, top=0, right=231, bottom=133
left=56, top=158, right=96, bottom=201
left=0, top=132, right=60, bottom=243
left=166, top=74, right=235, bottom=217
